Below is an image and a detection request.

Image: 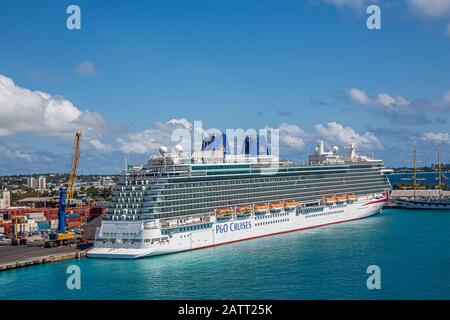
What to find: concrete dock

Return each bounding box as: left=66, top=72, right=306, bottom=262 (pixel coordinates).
left=0, top=243, right=91, bottom=271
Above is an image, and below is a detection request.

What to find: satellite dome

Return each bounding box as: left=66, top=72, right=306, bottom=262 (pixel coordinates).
left=174, top=144, right=183, bottom=154
left=159, top=145, right=169, bottom=155
left=332, top=146, right=339, bottom=153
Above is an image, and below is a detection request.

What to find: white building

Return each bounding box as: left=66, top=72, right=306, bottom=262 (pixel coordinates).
left=38, top=176, right=46, bottom=190
left=0, top=188, right=11, bottom=209
left=27, top=177, right=38, bottom=189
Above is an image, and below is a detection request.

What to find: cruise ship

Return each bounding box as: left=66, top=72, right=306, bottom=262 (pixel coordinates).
left=88, top=140, right=392, bottom=259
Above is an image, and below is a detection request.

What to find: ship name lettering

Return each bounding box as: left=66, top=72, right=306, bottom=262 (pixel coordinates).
left=215, top=221, right=252, bottom=234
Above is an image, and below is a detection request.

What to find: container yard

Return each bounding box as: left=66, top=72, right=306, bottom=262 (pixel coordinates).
left=0, top=132, right=108, bottom=271
left=0, top=205, right=104, bottom=271
left=0, top=205, right=105, bottom=237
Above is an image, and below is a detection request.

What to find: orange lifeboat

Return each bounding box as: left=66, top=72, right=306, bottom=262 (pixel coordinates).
left=335, top=195, right=346, bottom=204
left=254, top=203, right=269, bottom=214
left=236, top=205, right=253, bottom=218
left=216, top=207, right=233, bottom=220
left=346, top=194, right=357, bottom=203
left=284, top=200, right=298, bottom=210
left=269, top=202, right=284, bottom=212
left=323, top=197, right=336, bottom=205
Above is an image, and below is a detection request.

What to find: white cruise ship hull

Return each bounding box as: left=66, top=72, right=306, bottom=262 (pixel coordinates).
left=88, top=194, right=387, bottom=259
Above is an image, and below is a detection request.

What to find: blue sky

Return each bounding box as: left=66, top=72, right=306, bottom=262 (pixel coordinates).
left=1, top=0, right=450, bottom=174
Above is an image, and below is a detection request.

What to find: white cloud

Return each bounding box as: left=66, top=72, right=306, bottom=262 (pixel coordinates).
left=376, top=93, right=410, bottom=108
left=348, top=88, right=372, bottom=105
left=422, top=132, right=450, bottom=142
left=75, top=61, right=98, bottom=76
left=345, top=87, right=450, bottom=124
left=407, top=0, right=450, bottom=18
left=348, top=88, right=410, bottom=109
left=88, top=139, right=113, bottom=152
left=118, top=121, right=309, bottom=155
left=315, top=122, right=383, bottom=151
left=278, top=123, right=307, bottom=150
left=166, top=118, right=192, bottom=130
left=117, top=118, right=193, bottom=154
left=0, top=74, right=109, bottom=150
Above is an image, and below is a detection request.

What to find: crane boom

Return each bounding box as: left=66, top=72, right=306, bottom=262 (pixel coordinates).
left=66, top=131, right=81, bottom=204
left=45, top=131, right=81, bottom=247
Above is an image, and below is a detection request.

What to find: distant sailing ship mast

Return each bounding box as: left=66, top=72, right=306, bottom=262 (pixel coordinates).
left=397, top=143, right=450, bottom=209
left=412, top=147, right=417, bottom=200
left=437, top=142, right=443, bottom=200
left=405, top=147, right=423, bottom=200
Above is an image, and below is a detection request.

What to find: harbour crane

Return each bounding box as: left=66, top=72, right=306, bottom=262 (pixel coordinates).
left=45, top=131, right=82, bottom=248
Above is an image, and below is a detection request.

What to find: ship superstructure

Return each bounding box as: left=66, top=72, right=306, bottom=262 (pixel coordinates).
left=88, top=141, right=392, bottom=259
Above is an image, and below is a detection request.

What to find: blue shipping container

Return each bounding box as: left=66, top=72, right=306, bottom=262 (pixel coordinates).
left=37, top=222, right=50, bottom=230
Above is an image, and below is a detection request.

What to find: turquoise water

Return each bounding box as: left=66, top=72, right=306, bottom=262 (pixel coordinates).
left=1, top=209, right=450, bottom=299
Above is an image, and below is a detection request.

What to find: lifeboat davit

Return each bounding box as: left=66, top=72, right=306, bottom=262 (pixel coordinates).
left=346, top=194, right=357, bottom=203
left=323, top=197, right=336, bottom=205
left=216, top=207, right=233, bottom=220
left=254, top=203, right=269, bottom=214
left=284, top=200, right=298, bottom=210
left=236, top=205, right=253, bottom=218
left=269, top=202, right=284, bottom=212
left=335, top=195, right=346, bottom=204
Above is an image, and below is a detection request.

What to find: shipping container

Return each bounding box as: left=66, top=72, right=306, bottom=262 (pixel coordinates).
left=28, top=211, right=45, bottom=219
left=37, top=222, right=50, bottom=230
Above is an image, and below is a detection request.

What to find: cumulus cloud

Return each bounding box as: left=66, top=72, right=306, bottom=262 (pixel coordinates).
left=166, top=118, right=192, bottom=130
left=315, top=122, right=383, bottom=151
left=88, top=139, right=113, bottom=152
left=0, top=74, right=109, bottom=149
left=75, top=61, right=98, bottom=76
left=117, top=120, right=310, bottom=155
left=278, top=123, right=307, bottom=150
left=117, top=118, right=193, bottom=154
left=376, top=93, right=410, bottom=108
left=346, top=87, right=450, bottom=125
left=348, top=88, right=372, bottom=106
left=348, top=88, right=410, bottom=108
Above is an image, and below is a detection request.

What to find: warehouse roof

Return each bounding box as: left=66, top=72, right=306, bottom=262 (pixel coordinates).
left=18, top=197, right=57, bottom=203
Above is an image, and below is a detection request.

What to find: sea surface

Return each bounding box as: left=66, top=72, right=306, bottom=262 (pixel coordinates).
left=1, top=209, right=450, bottom=300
